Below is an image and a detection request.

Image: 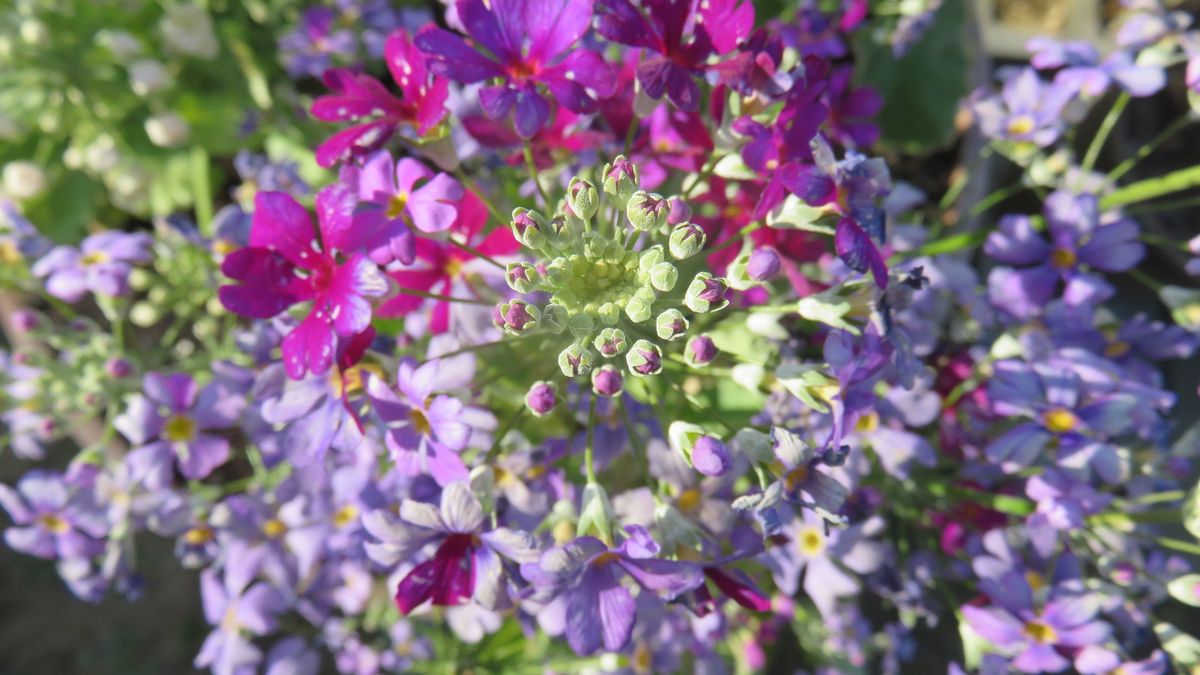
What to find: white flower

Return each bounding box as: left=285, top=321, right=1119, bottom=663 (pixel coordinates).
left=145, top=113, right=190, bottom=148
left=129, top=60, right=172, bottom=96
left=85, top=136, right=121, bottom=172
left=2, top=161, right=47, bottom=200
left=97, top=30, right=142, bottom=60
left=160, top=4, right=219, bottom=59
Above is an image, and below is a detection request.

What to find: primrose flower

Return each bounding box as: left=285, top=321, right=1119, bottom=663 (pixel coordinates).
left=970, top=68, right=1072, bottom=146
left=1027, top=38, right=1166, bottom=98
left=219, top=187, right=388, bottom=379
left=195, top=556, right=288, bottom=675
left=0, top=470, right=108, bottom=561
left=353, top=151, right=464, bottom=265
left=312, top=29, right=449, bottom=167
left=278, top=6, right=357, bottom=79
left=416, top=0, right=616, bottom=138
left=32, top=231, right=152, bottom=302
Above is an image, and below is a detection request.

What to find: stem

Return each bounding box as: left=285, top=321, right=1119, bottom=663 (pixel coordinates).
left=709, top=221, right=763, bottom=255
left=191, top=146, right=213, bottom=237
left=392, top=286, right=493, bottom=306
left=1140, top=231, right=1193, bottom=253
left=446, top=238, right=505, bottom=270
left=1156, top=536, right=1200, bottom=557
left=623, top=229, right=640, bottom=250
left=523, top=141, right=553, bottom=208
left=584, top=394, right=597, bottom=483
left=1128, top=268, right=1163, bottom=292
left=1107, top=114, right=1193, bottom=183
left=619, top=396, right=652, bottom=488
left=484, top=406, right=527, bottom=463
left=1125, top=193, right=1200, bottom=217
left=968, top=182, right=1025, bottom=217
left=1082, top=91, right=1130, bottom=173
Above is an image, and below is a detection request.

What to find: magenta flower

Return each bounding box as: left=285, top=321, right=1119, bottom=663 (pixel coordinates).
left=218, top=187, right=388, bottom=380
left=416, top=0, right=616, bottom=138
left=311, top=29, right=449, bottom=167
left=353, top=151, right=463, bottom=266
left=596, top=0, right=754, bottom=111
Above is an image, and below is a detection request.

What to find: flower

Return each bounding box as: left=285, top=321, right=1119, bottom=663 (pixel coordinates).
left=195, top=554, right=288, bottom=675
left=416, top=0, right=615, bottom=138
left=1027, top=37, right=1166, bottom=98
left=278, top=6, right=357, bottom=79
left=218, top=187, right=388, bottom=379
left=986, top=191, right=1144, bottom=319
left=353, top=151, right=464, bottom=265
left=115, top=372, right=245, bottom=486
left=0, top=470, right=107, bottom=560
left=521, top=526, right=703, bottom=655
left=970, top=68, right=1072, bottom=146
left=32, top=231, right=152, bottom=302
left=311, top=29, right=449, bottom=167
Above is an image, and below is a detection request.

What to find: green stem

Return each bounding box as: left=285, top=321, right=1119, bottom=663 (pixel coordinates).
left=619, top=397, right=653, bottom=489
left=523, top=141, right=553, bottom=207
left=1125, top=193, right=1200, bottom=217
left=446, top=238, right=505, bottom=270
left=1107, top=114, right=1193, bottom=184
left=1101, top=164, right=1200, bottom=210
left=1156, top=537, right=1200, bottom=557
left=1140, top=231, right=1193, bottom=253
left=1082, top=91, right=1130, bottom=173
left=453, top=169, right=509, bottom=228
left=584, top=394, right=597, bottom=483
left=1128, top=268, right=1163, bottom=292
left=484, top=406, right=527, bottom=463
left=969, top=183, right=1025, bottom=217
left=392, top=286, right=493, bottom=306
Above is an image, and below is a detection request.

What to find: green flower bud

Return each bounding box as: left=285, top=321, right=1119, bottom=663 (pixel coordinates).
left=626, top=190, right=670, bottom=232
left=511, top=207, right=547, bottom=248
left=624, top=287, right=654, bottom=323
left=505, top=262, right=539, bottom=293
left=541, top=304, right=569, bottom=334
left=638, top=245, right=664, bottom=273
left=649, top=261, right=678, bottom=292
left=566, top=177, right=599, bottom=220
left=656, top=309, right=689, bottom=341
left=558, top=343, right=594, bottom=377
left=567, top=311, right=595, bottom=338
left=684, top=272, right=729, bottom=313
left=577, top=482, right=615, bottom=543
left=597, top=302, right=621, bottom=326
left=593, top=327, right=628, bottom=357
left=498, top=300, right=539, bottom=334
left=625, top=339, right=663, bottom=376
left=602, top=155, right=639, bottom=207
left=668, top=222, right=706, bottom=259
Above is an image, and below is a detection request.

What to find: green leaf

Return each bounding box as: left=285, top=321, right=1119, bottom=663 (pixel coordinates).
left=776, top=363, right=834, bottom=414
left=1155, top=622, right=1200, bottom=666
left=1102, top=164, right=1200, bottom=210
left=26, top=170, right=98, bottom=243
left=1168, top=575, right=1200, bottom=608
left=1159, top=286, right=1200, bottom=331
left=1185, top=479, right=1200, bottom=541
left=852, top=1, right=968, bottom=151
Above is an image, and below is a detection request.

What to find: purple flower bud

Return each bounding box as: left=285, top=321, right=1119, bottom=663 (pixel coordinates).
left=747, top=247, right=781, bottom=281
left=667, top=196, right=692, bottom=225
left=691, top=435, right=731, bottom=477
left=498, top=301, right=538, bottom=333
left=11, top=310, right=38, bottom=332
left=686, top=335, right=717, bottom=366
left=105, top=358, right=133, bottom=378
left=591, top=366, right=624, bottom=397
left=525, top=381, right=558, bottom=416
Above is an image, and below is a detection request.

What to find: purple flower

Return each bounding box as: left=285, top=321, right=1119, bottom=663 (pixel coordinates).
left=416, top=0, right=616, bottom=138
left=521, top=526, right=703, bottom=655
left=366, top=356, right=494, bottom=486
left=596, top=0, right=753, bottom=111
left=363, top=482, right=537, bottom=614
left=1025, top=468, right=1111, bottom=552
left=32, top=231, right=152, bottom=302
left=353, top=152, right=462, bottom=265
left=254, top=362, right=368, bottom=466
left=115, top=372, right=245, bottom=486
left=970, top=68, right=1072, bottom=146
left=195, top=553, right=288, bottom=675
left=962, top=579, right=1113, bottom=673
left=985, top=191, right=1144, bottom=319
left=690, top=436, right=732, bottom=477
left=0, top=470, right=107, bottom=560
left=1027, top=38, right=1166, bottom=98
left=278, top=6, right=358, bottom=79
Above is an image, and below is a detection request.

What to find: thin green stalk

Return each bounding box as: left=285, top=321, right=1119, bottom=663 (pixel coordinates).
left=446, top=238, right=505, bottom=270
left=1107, top=114, right=1193, bottom=183
left=619, top=397, right=653, bottom=489
left=454, top=168, right=509, bottom=227
left=584, top=394, right=597, bottom=483
left=191, top=147, right=213, bottom=237
left=1125, top=194, right=1200, bottom=217
left=523, top=141, right=553, bottom=207
left=484, top=406, right=528, bottom=463
left=1156, top=536, right=1200, bottom=557
left=969, top=182, right=1025, bottom=217
left=1141, top=231, right=1192, bottom=253
left=392, top=286, right=493, bottom=306
left=1128, top=268, right=1163, bottom=292
left=1082, top=91, right=1130, bottom=173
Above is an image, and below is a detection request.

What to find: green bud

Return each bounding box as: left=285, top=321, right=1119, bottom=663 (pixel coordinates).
left=668, top=222, right=706, bottom=259
left=558, top=343, right=594, bottom=377
left=601, top=155, right=639, bottom=207
left=505, top=262, right=539, bottom=294
left=577, top=482, right=615, bottom=543
left=626, top=190, right=670, bottom=232
left=624, top=287, right=654, bottom=323
left=593, top=327, right=628, bottom=357
left=656, top=309, right=689, bottom=341
left=684, top=272, right=729, bottom=313
left=128, top=268, right=152, bottom=291
left=541, top=304, right=569, bottom=334
left=649, top=261, right=678, bottom=292
left=597, top=302, right=621, bottom=326
left=567, top=311, right=595, bottom=338
left=129, top=301, right=159, bottom=327
left=638, top=245, right=664, bottom=273
left=625, top=339, right=663, bottom=376
left=511, top=207, right=547, bottom=248
left=566, top=177, right=599, bottom=220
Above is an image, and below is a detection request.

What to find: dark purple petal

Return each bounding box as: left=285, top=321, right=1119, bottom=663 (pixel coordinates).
left=834, top=218, right=888, bottom=289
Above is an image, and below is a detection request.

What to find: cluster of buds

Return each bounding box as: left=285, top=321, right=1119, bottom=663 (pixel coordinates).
left=501, top=157, right=726, bottom=415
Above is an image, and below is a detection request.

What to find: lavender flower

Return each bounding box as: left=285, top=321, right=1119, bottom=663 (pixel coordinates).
left=32, top=231, right=152, bottom=302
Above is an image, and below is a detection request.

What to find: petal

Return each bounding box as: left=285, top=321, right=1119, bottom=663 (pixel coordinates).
left=524, top=0, right=594, bottom=62
left=315, top=183, right=359, bottom=252
left=1077, top=220, right=1144, bottom=272
left=985, top=215, right=1051, bottom=265
left=617, top=557, right=703, bottom=597
left=439, top=482, right=484, bottom=533
left=414, top=25, right=505, bottom=83
left=835, top=218, right=888, bottom=289
left=250, top=192, right=317, bottom=268
left=566, top=566, right=633, bottom=655
left=219, top=248, right=301, bottom=319
left=144, top=372, right=198, bottom=411
left=987, top=265, right=1059, bottom=319
left=961, top=605, right=1025, bottom=645
left=177, top=434, right=231, bottom=481
left=281, top=315, right=336, bottom=379
left=985, top=423, right=1052, bottom=473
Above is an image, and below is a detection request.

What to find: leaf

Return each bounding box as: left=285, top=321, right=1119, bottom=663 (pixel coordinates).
left=775, top=363, right=834, bottom=414
left=1167, top=575, right=1200, bottom=607
left=1155, top=622, right=1200, bottom=666
left=1159, top=286, right=1200, bottom=331
left=1102, top=164, right=1200, bottom=210
left=1185, top=479, right=1200, bottom=541
left=852, top=1, right=968, bottom=151
left=25, top=170, right=97, bottom=243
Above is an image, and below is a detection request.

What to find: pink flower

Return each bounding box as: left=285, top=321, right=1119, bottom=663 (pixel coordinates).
left=351, top=152, right=463, bottom=266
left=311, top=29, right=450, bottom=167
left=219, top=187, right=388, bottom=379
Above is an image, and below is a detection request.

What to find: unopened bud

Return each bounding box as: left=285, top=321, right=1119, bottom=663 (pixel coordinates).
left=558, top=344, right=594, bottom=377
left=684, top=273, right=729, bottom=313
left=591, top=366, right=624, bottom=397
left=747, top=247, right=782, bottom=281
left=686, top=335, right=718, bottom=367
left=602, top=155, right=639, bottom=207
left=624, top=288, right=654, bottom=323
left=525, top=381, right=558, bottom=416
left=511, top=208, right=547, bottom=248
left=667, top=196, right=692, bottom=225
left=498, top=300, right=539, bottom=333
left=690, top=435, right=732, bottom=477
left=649, top=262, right=678, bottom=292
left=668, top=222, right=706, bottom=259
left=505, top=262, right=538, bottom=293
left=593, top=328, right=628, bottom=357
left=566, top=177, right=599, bottom=220
left=105, top=358, right=133, bottom=378
left=626, top=191, right=670, bottom=232
left=625, top=339, right=662, bottom=377
left=656, top=309, right=688, bottom=341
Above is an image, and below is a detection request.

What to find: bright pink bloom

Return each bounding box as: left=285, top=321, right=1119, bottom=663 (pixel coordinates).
left=219, top=187, right=388, bottom=379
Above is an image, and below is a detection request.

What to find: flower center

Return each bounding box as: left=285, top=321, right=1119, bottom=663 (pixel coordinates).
left=0, top=240, right=21, bottom=264
left=81, top=250, right=110, bottom=266
left=1050, top=247, right=1076, bottom=269
left=163, top=414, right=196, bottom=442
left=333, top=504, right=359, bottom=528
left=592, top=551, right=621, bottom=566
left=1042, top=407, right=1079, bottom=434
left=784, top=465, right=810, bottom=492
left=444, top=255, right=465, bottom=279
left=855, top=411, right=880, bottom=434
left=1025, top=570, right=1045, bottom=594
left=1006, top=115, right=1036, bottom=136
left=409, top=408, right=432, bottom=436
left=37, top=513, right=69, bottom=534
left=798, top=526, right=825, bottom=556
left=1104, top=340, right=1131, bottom=359
left=184, top=526, right=214, bottom=545
left=677, top=488, right=702, bottom=514
left=220, top=605, right=239, bottom=632
left=1022, top=619, right=1058, bottom=645
left=262, top=518, right=287, bottom=539
left=386, top=192, right=410, bottom=219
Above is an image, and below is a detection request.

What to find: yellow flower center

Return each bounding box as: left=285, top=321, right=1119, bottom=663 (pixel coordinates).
left=0, top=240, right=22, bottom=264
left=1042, top=407, right=1079, bottom=434
left=784, top=465, right=810, bottom=492
left=1022, top=619, right=1058, bottom=645
left=1025, top=570, right=1045, bottom=594
left=330, top=363, right=385, bottom=399
left=409, top=408, right=432, bottom=436
left=798, top=526, right=825, bottom=556
left=262, top=518, right=287, bottom=539
left=1104, top=340, right=1131, bottom=359
left=220, top=605, right=239, bottom=632
left=38, top=513, right=69, bottom=534
left=855, top=411, right=880, bottom=434
left=163, top=415, right=196, bottom=442
left=633, top=641, right=654, bottom=674
left=551, top=520, right=575, bottom=545
left=1050, top=247, right=1077, bottom=269
left=444, top=256, right=464, bottom=279
left=81, top=250, right=110, bottom=266
left=385, top=192, right=410, bottom=219
left=333, top=504, right=359, bottom=528
left=676, top=488, right=702, bottom=514
left=184, top=526, right=214, bottom=545
left=1006, top=115, right=1036, bottom=136
left=592, top=551, right=621, bottom=566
